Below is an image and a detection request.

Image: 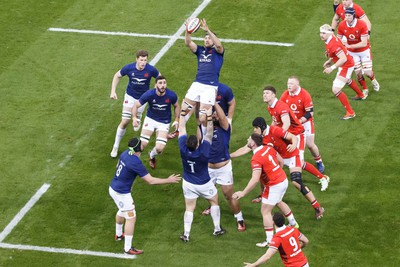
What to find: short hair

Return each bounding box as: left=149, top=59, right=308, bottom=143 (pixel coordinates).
left=250, top=133, right=263, bottom=147
left=288, top=76, right=300, bottom=83
left=320, top=24, right=333, bottom=34
left=136, top=50, right=149, bottom=58
left=263, top=85, right=276, bottom=95
left=128, top=137, right=142, bottom=152
left=273, top=212, right=286, bottom=227
left=156, top=75, right=166, bottom=82
left=186, top=135, right=198, bottom=151
left=205, top=31, right=217, bottom=37
left=252, top=117, right=267, bottom=133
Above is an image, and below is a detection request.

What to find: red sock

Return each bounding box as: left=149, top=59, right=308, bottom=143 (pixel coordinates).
left=336, top=91, right=354, bottom=113
left=347, top=79, right=364, bottom=97
left=369, top=72, right=375, bottom=81
left=314, top=155, right=322, bottom=162
left=303, top=162, right=324, bottom=179
left=311, top=200, right=321, bottom=209
left=357, top=76, right=368, bottom=89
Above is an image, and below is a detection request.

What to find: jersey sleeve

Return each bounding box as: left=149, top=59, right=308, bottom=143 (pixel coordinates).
left=120, top=64, right=131, bottom=76
left=303, top=90, right=313, bottom=110
left=269, top=235, right=281, bottom=250
left=134, top=160, right=149, bottom=178
left=251, top=156, right=262, bottom=171
left=138, top=90, right=151, bottom=105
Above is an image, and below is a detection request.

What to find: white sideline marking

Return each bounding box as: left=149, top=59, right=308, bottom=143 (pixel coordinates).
left=48, top=27, right=294, bottom=48
left=0, top=183, right=51, bottom=243
left=0, top=243, right=136, bottom=259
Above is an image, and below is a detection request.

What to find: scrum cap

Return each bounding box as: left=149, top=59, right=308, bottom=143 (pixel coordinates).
left=345, top=7, right=356, bottom=17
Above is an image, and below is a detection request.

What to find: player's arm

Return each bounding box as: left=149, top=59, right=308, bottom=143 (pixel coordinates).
left=233, top=169, right=261, bottom=200
left=132, top=101, right=144, bottom=127
left=280, top=113, right=290, bottom=132
left=110, top=70, right=123, bottom=99
left=323, top=57, right=333, bottom=69
left=243, top=247, right=277, bottom=267
left=215, top=103, right=229, bottom=131
left=203, top=108, right=214, bottom=143
left=361, top=15, right=372, bottom=32
left=230, top=145, right=251, bottom=158
left=141, top=173, right=181, bottom=185
left=227, top=97, right=236, bottom=124
left=300, top=107, right=313, bottom=123
left=346, top=35, right=368, bottom=50
left=201, top=19, right=224, bottom=54
left=171, top=99, right=180, bottom=131
left=299, top=232, right=309, bottom=248
left=284, top=131, right=298, bottom=152
left=185, top=20, right=197, bottom=53
left=333, top=0, right=340, bottom=12
left=324, top=51, right=346, bottom=74
left=331, top=13, right=340, bottom=31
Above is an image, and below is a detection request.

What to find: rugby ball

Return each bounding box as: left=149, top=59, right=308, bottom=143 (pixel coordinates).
left=186, top=18, right=201, bottom=34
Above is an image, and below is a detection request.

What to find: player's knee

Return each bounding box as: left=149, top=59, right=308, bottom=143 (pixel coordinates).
left=290, top=172, right=309, bottom=195
left=140, top=135, right=151, bottom=145
left=122, top=110, right=132, bottom=120
left=119, top=209, right=136, bottom=220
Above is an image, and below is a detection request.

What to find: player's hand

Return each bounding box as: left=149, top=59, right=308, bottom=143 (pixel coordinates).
left=323, top=67, right=333, bottom=74
left=243, top=262, right=255, bottom=267
left=110, top=92, right=118, bottom=99
left=232, top=191, right=244, bottom=200
left=286, top=144, right=296, bottom=152
left=323, top=60, right=331, bottom=68
left=200, top=18, right=209, bottom=32
left=171, top=121, right=179, bottom=131
left=132, top=118, right=139, bottom=127
left=168, top=174, right=181, bottom=183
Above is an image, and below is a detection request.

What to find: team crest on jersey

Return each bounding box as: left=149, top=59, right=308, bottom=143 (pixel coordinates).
left=217, top=95, right=222, bottom=100
left=165, top=98, right=170, bottom=103
left=144, top=73, right=149, bottom=78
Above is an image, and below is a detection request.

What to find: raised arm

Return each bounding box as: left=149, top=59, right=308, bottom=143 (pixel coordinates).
left=201, top=19, right=224, bottom=54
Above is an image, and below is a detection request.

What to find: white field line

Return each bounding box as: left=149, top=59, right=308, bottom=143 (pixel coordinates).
left=0, top=183, right=51, bottom=243
left=0, top=243, right=136, bottom=259
left=48, top=27, right=295, bottom=48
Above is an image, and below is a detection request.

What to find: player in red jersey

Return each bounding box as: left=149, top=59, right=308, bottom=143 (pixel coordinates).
left=281, top=76, right=326, bottom=174
left=231, top=117, right=326, bottom=218
left=331, top=0, right=371, bottom=33
left=244, top=212, right=309, bottom=267
left=338, top=8, right=380, bottom=94
left=264, top=86, right=330, bottom=191
left=233, top=134, right=299, bottom=247
left=320, top=24, right=366, bottom=120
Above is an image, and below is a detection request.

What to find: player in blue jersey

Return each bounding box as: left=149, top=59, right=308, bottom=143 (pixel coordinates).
left=181, top=19, right=224, bottom=127
left=110, top=50, right=161, bottom=158
left=177, top=106, right=224, bottom=242
left=131, top=76, right=180, bottom=169
left=109, top=137, right=181, bottom=255
left=205, top=103, right=246, bottom=231
left=216, top=83, right=236, bottom=125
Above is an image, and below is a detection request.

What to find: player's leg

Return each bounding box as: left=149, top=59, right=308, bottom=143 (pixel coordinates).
left=260, top=203, right=275, bottom=245
left=289, top=168, right=325, bottom=219
left=361, top=49, right=380, bottom=91
left=111, top=94, right=135, bottom=158
left=276, top=201, right=298, bottom=228
left=148, top=129, right=167, bottom=169
left=205, top=182, right=224, bottom=236
left=332, top=74, right=355, bottom=119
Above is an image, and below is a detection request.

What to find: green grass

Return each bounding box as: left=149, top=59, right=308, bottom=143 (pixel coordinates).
left=1, top=0, right=400, bottom=266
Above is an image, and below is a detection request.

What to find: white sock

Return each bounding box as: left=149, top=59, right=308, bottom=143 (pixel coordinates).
left=234, top=211, right=244, bottom=221
left=116, top=223, right=123, bottom=236
left=286, top=213, right=297, bottom=226
left=124, top=235, right=133, bottom=251
left=113, top=127, right=126, bottom=148
left=149, top=147, right=158, bottom=159
left=210, top=205, right=221, bottom=231
left=184, top=114, right=191, bottom=122
left=200, top=125, right=207, bottom=137
left=184, top=211, right=193, bottom=236
left=266, top=230, right=274, bottom=243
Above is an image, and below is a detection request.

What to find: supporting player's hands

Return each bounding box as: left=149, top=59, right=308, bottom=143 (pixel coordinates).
left=132, top=117, right=139, bottom=128
left=171, top=121, right=179, bottom=132
left=167, top=174, right=181, bottom=183
left=232, top=191, right=244, bottom=200
left=286, top=143, right=296, bottom=152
